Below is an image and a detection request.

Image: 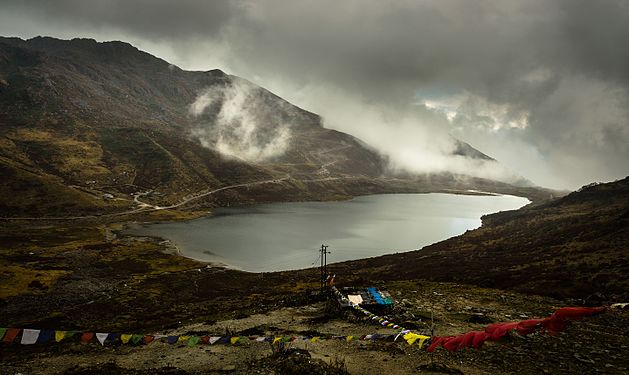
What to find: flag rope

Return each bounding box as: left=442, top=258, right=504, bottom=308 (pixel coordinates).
left=1, top=301, right=624, bottom=350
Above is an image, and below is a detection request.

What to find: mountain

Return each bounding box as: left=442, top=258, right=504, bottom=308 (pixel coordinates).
left=0, top=37, right=550, bottom=217
left=333, top=176, right=629, bottom=301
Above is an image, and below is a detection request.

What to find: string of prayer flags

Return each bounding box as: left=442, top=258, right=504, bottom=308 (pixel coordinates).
left=0, top=303, right=618, bottom=353
left=330, top=286, right=409, bottom=332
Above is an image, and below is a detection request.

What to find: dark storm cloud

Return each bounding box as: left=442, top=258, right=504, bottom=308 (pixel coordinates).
left=1, top=0, right=628, bottom=188
left=0, top=0, right=239, bottom=39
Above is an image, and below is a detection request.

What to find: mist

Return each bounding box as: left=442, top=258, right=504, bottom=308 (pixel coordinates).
left=2, top=0, right=628, bottom=189
left=189, top=79, right=291, bottom=162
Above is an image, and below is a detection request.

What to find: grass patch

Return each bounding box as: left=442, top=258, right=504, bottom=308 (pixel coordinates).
left=0, top=265, right=69, bottom=298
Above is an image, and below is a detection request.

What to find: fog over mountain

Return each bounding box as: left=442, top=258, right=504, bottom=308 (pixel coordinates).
left=2, top=0, right=628, bottom=189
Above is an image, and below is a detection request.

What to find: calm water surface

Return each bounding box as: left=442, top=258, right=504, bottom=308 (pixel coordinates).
left=128, top=193, right=528, bottom=272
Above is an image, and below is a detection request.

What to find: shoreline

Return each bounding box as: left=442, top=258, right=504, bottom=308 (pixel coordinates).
left=124, top=191, right=529, bottom=273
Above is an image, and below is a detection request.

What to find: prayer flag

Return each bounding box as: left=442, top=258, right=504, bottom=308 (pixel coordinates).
left=96, top=333, right=108, bottom=346
left=166, top=336, right=179, bottom=344
left=21, top=329, right=40, bottom=345
left=178, top=336, right=190, bottom=344
left=217, top=337, right=230, bottom=344
left=38, top=330, right=53, bottom=343
left=188, top=336, right=200, bottom=347
left=121, top=334, right=132, bottom=344
left=80, top=332, right=94, bottom=344
left=55, top=331, right=66, bottom=342
left=3, top=328, right=20, bottom=343
left=107, top=333, right=120, bottom=342
left=131, top=335, right=144, bottom=345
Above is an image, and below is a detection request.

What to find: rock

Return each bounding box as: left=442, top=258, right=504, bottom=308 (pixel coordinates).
left=573, top=353, right=595, bottom=364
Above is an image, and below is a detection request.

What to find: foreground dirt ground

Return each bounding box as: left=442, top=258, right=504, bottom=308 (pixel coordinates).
left=2, top=279, right=628, bottom=374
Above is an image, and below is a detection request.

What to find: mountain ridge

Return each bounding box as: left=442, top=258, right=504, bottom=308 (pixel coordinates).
left=0, top=36, right=554, bottom=217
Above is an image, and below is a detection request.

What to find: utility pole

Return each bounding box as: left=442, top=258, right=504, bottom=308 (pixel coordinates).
left=319, top=244, right=330, bottom=293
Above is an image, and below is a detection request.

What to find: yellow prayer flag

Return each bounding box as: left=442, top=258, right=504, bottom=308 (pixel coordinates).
left=55, top=331, right=66, bottom=342
left=230, top=337, right=239, bottom=345
left=121, top=334, right=132, bottom=344
left=417, top=335, right=430, bottom=348
left=273, top=337, right=282, bottom=344
left=177, top=336, right=190, bottom=343
left=403, top=333, right=430, bottom=347
left=346, top=336, right=354, bottom=342
left=310, top=336, right=320, bottom=343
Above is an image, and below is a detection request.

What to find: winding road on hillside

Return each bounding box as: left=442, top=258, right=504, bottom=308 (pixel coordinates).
left=1, top=173, right=370, bottom=221
left=1, top=145, right=371, bottom=221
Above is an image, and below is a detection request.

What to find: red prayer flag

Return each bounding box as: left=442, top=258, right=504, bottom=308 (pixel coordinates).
left=3, top=328, right=21, bottom=343
left=427, top=305, right=607, bottom=352
left=80, top=332, right=94, bottom=344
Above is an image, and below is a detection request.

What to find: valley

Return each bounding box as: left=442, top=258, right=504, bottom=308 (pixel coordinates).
left=0, top=36, right=627, bottom=374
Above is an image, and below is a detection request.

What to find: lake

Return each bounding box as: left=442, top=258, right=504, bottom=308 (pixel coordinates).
left=127, top=193, right=529, bottom=272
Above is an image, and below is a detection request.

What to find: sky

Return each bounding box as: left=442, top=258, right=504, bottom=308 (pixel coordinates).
left=1, top=0, right=628, bottom=189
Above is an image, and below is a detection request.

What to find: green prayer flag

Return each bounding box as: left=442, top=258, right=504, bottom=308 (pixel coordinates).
left=0, top=328, right=6, bottom=340
left=187, top=336, right=200, bottom=347
left=131, top=334, right=144, bottom=345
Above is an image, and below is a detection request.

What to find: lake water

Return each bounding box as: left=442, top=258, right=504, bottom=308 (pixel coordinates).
left=128, top=193, right=529, bottom=272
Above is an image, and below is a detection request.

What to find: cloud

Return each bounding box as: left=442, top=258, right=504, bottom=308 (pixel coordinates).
left=189, top=78, right=291, bottom=161
left=1, top=0, right=628, bottom=188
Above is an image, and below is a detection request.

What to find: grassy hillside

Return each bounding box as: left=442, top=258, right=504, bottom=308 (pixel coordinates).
left=332, top=177, right=629, bottom=302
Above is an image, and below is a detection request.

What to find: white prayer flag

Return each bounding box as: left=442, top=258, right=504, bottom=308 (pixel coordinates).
left=21, top=329, right=40, bottom=345
left=96, top=333, right=109, bottom=346
left=209, top=336, right=221, bottom=344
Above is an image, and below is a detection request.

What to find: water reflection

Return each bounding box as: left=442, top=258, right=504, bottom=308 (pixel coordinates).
left=128, top=193, right=528, bottom=272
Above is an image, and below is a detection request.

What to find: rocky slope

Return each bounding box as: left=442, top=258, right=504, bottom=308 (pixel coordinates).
left=333, top=177, right=629, bottom=302
left=0, top=36, right=550, bottom=217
